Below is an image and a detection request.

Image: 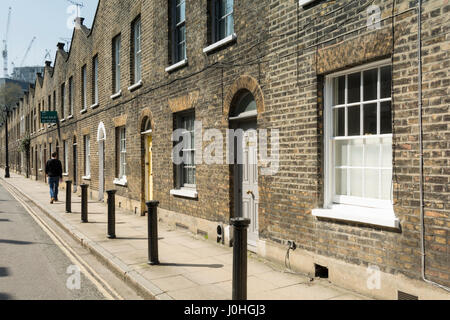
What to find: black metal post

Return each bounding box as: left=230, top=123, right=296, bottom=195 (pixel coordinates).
left=4, top=110, right=10, bottom=178
left=231, top=217, right=251, bottom=300
left=80, top=184, right=88, bottom=223
left=146, top=201, right=160, bottom=265
left=107, top=190, right=117, bottom=239
left=65, top=180, right=72, bottom=213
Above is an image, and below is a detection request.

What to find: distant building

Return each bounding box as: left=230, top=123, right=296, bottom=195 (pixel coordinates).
left=10, top=66, right=44, bottom=84
left=0, top=77, right=30, bottom=92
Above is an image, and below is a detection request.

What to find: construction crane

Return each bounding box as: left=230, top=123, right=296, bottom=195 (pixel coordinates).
left=20, top=37, right=36, bottom=67
left=2, top=7, right=12, bottom=78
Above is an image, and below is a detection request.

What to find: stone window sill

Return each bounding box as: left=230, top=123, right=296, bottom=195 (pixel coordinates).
left=299, top=0, right=316, bottom=6
left=60, top=118, right=66, bottom=123
left=312, top=204, right=399, bottom=229
left=203, top=33, right=237, bottom=54
left=67, top=115, right=73, bottom=120
left=111, top=90, right=122, bottom=100
left=165, top=59, right=188, bottom=73
left=113, top=176, right=128, bottom=187
left=80, top=109, right=87, bottom=114
left=170, top=188, right=198, bottom=199
left=90, top=103, right=99, bottom=110
left=82, top=175, right=91, bottom=181
left=128, top=80, right=143, bottom=92
left=63, top=173, right=69, bottom=177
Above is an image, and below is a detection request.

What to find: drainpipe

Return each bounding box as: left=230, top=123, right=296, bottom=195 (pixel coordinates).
left=417, top=0, right=450, bottom=292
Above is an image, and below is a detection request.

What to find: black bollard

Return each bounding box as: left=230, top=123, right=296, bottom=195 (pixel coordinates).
left=231, top=217, right=251, bottom=300
left=107, top=190, right=117, bottom=239
left=146, top=201, right=160, bottom=265
left=80, top=184, right=89, bottom=223
left=65, top=180, right=72, bottom=213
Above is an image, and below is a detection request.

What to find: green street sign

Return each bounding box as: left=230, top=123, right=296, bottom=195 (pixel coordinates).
left=41, top=111, right=58, bottom=124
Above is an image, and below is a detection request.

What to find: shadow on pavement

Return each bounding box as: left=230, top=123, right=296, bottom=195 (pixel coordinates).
left=0, top=239, right=34, bottom=245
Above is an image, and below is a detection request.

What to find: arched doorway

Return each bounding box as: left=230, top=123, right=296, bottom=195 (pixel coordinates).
left=229, top=90, right=259, bottom=248
left=97, top=122, right=106, bottom=201
left=141, top=117, right=153, bottom=209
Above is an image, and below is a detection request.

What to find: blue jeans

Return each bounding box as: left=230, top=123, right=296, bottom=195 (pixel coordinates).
left=48, top=177, right=60, bottom=200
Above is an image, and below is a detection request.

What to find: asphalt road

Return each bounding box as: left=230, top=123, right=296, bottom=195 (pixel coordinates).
left=0, top=183, right=106, bottom=300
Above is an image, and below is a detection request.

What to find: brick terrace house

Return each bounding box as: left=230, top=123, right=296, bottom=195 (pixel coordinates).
left=1, top=0, right=448, bottom=299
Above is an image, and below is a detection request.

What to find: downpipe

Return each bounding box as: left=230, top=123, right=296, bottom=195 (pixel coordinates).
left=417, top=0, right=450, bottom=292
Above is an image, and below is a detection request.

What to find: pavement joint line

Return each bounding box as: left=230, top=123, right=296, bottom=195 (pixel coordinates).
left=0, top=176, right=167, bottom=300
left=0, top=179, right=121, bottom=300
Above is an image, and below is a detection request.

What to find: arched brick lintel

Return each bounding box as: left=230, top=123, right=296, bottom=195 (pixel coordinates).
left=138, top=108, right=156, bottom=133
left=223, top=75, right=265, bottom=117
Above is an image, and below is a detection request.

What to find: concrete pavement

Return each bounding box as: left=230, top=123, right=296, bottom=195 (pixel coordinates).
left=0, top=183, right=106, bottom=300
left=0, top=169, right=371, bottom=300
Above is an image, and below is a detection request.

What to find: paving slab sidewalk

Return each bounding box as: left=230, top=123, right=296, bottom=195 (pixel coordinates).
left=0, top=169, right=371, bottom=300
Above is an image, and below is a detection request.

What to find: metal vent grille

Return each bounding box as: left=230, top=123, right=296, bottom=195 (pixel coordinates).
left=398, top=291, right=418, bottom=300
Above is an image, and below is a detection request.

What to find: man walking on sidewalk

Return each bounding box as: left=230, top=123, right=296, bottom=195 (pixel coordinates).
left=45, top=152, right=63, bottom=204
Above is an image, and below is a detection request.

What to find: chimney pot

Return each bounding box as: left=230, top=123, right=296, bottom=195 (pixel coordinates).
left=75, top=17, right=85, bottom=27
left=57, top=42, right=65, bottom=50
left=45, top=61, right=51, bottom=67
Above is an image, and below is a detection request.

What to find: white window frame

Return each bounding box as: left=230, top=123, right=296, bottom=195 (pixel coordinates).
left=113, top=35, right=121, bottom=94
left=133, top=18, right=142, bottom=84
left=313, top=59, right=399, bottom=228
left=63, top=140, right=69, bottom=175
left=92, top=55, right=99, bottom=106
left=68, top=77, right=74, bottom=117
left=81, top=65, right=87, bottom=112
left=114, top=127, right=127, bottom=186
left=83, top=135, right=91, bottom=179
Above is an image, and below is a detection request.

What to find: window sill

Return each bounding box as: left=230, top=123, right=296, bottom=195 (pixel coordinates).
left=128, top=80, right=143, bottom=92
left=113, top=177, right=128, bottom=187
left=63, top=173, right=69, bottom=177
left=82, top=175, right=91, bottom=181
left=203, top=33, right=237, bottom=54
left=312, top=205, right=400, bottom=229
left=299, top=0, right=316, bottom=6
left=111, top=90, right=122, bottom=100
left=170, top=188, right=198, bottom=199
left=165, top=59, right=188, bottom=73
left=90, top=103, right=99, bottom=110
left=60, top=119, right=66, bottom=123
left=80, top=109, right=87, bottom=114
left=67, top=115, right=73, bottom=120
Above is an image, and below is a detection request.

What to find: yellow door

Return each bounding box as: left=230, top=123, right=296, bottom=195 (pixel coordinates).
left=147, top=135, right=153, bottom=201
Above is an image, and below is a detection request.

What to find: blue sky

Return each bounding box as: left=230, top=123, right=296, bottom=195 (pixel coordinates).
left=1, top=0, right=98, bottom=74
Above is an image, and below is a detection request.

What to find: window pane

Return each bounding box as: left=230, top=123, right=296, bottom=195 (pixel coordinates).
left=335, top=168, right=347, bottom=196
left=333, top=108, right=345, bottom=137
left=226, top=14, right=234, bottom=36
left=333, top=76, right=345, bottom=105
left=347, top=72, right=361, bottom=103
left=380, top=66, right=391, bottom=99
left=334, top=140, right=348, bottom=166
left=364, top=169, right=379, bottom=199
left=363, top=69, right=377, bottom=101
left=176, top=0, right=185, bottom=23
left=349, top=168, right=363, bottom=197
left=381, top=170, right=392, bottom=200
left=363, top=103, right=377, bottom=135
left=364, top=139, right=379, bottom=167
left=348, top=106, right=360, bottom=136
left=381, top=137, right=392, bottom=168
left=380, top=101, right=392, bottom=134
left=349, top=139, right=363, bottom=167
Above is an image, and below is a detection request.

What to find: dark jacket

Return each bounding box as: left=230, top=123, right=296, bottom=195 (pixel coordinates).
left=45, top=158, right=63, bottom=178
